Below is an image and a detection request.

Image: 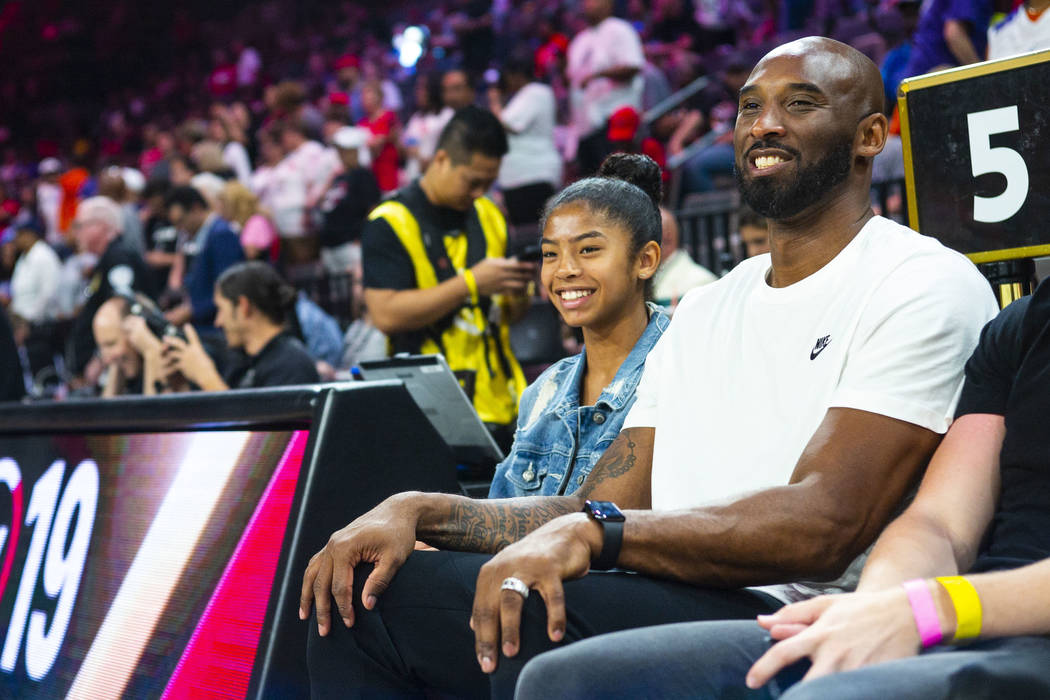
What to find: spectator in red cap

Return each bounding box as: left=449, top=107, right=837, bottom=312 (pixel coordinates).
left=606, top=106, right=668, bottom=182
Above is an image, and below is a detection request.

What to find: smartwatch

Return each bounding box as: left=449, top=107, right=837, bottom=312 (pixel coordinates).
left=582, top=500, right=625, bottom=570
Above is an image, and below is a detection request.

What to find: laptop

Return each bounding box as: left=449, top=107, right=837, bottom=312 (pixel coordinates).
left=357, top=354, right=505, bottom=465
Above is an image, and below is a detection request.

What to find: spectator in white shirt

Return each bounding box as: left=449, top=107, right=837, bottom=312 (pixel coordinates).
left=9, top=219, right=62, bottom=328
left=652, top=206, right=716, bottom=311
left=488, top=52, right=563, bottom=230
left=566, top=0, right=645, bottom=174
left=271, top=117, right=340, bottom=264
left=987, top=0, right=1050, bottom=59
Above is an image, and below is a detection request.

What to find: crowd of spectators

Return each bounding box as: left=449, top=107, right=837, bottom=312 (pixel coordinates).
left=0, top=0, right=1045, bottom=401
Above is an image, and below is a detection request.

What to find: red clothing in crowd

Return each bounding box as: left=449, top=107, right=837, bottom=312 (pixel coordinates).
left=359, top=110, right=400, bottom=192
left=208, top=63, right=238, bottom=98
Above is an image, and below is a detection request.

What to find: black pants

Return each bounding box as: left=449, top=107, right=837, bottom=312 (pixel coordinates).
left=306, top=550, right=781, bottom=699
left=502, top=182, right=556, bottom=228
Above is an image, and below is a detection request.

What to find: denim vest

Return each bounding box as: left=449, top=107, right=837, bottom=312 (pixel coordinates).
left=488, top=303, right=669, bottom=498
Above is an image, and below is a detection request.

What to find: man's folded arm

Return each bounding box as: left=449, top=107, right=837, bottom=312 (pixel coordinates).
left=613, top=407, right=941, bottom=587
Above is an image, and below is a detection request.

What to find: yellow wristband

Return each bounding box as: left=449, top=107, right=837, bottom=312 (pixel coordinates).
left=936, top=576, right=982, bottom=642
left=463, top=269, right=479, bottom=305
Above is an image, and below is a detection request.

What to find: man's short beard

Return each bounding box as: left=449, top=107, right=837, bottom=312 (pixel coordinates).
left=736, top=140, right=854, bottom=220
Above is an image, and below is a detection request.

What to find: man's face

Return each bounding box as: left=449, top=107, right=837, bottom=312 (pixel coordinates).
left=733, top=51, right=859, bottom=221
left=431, top=151, right=501, bottom=211
left=93, top=317, right=141, bottom=379
left=72, top=215, right=111, bottom=255
left=441, top=72, right=473, bottom=110
left=213, top=291, right=246, bottom=348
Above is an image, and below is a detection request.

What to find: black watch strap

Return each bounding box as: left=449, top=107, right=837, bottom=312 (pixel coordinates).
left=583, top=500, right=625, bottom=570
left=591, top=519, right=623, bottom=570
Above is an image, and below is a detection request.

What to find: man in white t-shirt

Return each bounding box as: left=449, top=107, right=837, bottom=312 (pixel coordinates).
left=566, top=0, right=644, bottom=174
left=987, top=0, right=1050, bottom=60
left=301, top=38, right=997, bottom=698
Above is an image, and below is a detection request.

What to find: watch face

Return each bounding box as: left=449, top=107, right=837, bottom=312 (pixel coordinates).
left=584, top=500, right=625, bottom=522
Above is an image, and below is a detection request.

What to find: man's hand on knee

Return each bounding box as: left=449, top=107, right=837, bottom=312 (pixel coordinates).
left=469, top=513, right=601, bottom=672
left=299, top=494, right=421, bottom=636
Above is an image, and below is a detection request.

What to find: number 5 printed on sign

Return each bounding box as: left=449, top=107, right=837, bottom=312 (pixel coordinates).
left=968, top=105, right=1029, bottom=223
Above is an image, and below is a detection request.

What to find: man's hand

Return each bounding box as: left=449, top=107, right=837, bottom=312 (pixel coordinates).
left=745, top=588, right=922, bottom=689
left=122, top=315, right=162, bottom=358
left=161, top=324, right=226, bottom=391
left=471, top=257, right=536, bottom=296
left=469, top=512, right=601, bottom=673
left=299, top=495, right=422, bottom=636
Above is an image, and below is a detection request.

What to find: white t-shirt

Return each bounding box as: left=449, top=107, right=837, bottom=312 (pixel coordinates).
left=624, top=217, right=997, bottom=598
left=11, top=240, right=63, bottom=323
left=270, top=141, right=339, bottom=238
left=566, top=16, right=644, bottom=137
left=987, top=6, right=1050, bottom=59
left=498, top=83, right=563, bottom=189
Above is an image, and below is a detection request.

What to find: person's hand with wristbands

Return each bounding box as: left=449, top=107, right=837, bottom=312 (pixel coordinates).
left=745, top=584, right=946, bottom=689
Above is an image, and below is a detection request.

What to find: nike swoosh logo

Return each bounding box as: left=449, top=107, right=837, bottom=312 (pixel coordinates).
left=810, top=346, right=828, bottom=360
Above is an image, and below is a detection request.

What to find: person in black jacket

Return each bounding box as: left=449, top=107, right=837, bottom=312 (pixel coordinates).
left=67, top=196, right=155, bottom=379
left=162, top=261, right=319, bottom=390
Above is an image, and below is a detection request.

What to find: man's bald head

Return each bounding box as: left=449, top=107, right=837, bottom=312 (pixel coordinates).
left=93, top=296, right=141, bottom=380
left=752, top=37, right=885, bottom=121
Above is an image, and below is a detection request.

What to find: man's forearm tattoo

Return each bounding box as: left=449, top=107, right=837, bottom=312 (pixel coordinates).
left=579, top=432, right=639, bottom=495
left=427, top=499, right=577, bottom=553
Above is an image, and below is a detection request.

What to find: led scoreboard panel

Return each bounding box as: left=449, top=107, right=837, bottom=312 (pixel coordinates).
left=0, top=384, right=459, bottom=699
left=0, top=430, right=304, bottom=698
left=900, top=49, right=1050, bottom=262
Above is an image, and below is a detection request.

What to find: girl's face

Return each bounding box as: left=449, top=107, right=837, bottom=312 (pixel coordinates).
left=540, top=202, right=657, bottom=333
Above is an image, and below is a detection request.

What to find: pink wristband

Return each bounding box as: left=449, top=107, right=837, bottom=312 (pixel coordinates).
left=903, top=578, right=943, bottom=648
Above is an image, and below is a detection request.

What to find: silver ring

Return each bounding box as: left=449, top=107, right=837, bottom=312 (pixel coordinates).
left=500, top=576, right=530, bottom=600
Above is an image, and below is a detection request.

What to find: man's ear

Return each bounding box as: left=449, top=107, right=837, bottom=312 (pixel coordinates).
left=430, top=148, right=450, bottom=172
left=636, top=240, right=662, bottom=280
left=236, top=294, right=252, bottom=318
left=856, top=112, right=888, bottom=159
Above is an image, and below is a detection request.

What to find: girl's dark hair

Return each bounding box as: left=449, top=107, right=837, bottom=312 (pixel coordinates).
left=540, top=152, right=663, bottom=298
left=216, top=261, right=299, bottom=329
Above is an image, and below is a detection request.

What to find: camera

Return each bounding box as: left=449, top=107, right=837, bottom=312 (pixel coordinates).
left=512, top=242, right=543, bottom=263
left=124, top=294, right=187, bottom=343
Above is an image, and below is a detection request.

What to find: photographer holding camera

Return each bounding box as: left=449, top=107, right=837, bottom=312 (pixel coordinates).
left=161, top=261, right=319, bottom=391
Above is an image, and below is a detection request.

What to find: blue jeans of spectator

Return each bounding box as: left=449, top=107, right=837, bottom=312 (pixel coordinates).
left=515, top=619, right=1050, bottom=700
left=305, top=550, right=781, bottom=699
left=681, top=142, right=736, bottom=195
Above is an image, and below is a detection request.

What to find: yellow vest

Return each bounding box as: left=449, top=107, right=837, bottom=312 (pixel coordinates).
left=368, top=197, right=526, bottom=426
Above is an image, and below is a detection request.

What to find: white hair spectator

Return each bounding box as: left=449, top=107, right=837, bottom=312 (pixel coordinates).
left=77, top=196, right=125, bottom=234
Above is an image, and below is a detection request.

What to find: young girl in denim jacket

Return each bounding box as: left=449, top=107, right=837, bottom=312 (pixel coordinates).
left=489, top=154, right=670, bottom=497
